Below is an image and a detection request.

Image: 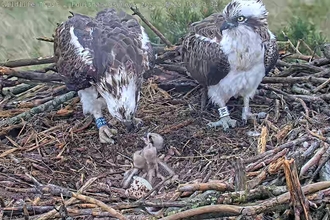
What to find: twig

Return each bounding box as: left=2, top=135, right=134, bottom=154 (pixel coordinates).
left=300, top=142, right=329, bottom=178
left=246, top=148, right=288, bottom=172
left=311, top=58, right=330, bottom=66
left=300, top=39, right=320, bottom=59
left=217, top=185, right=288, bottom=204
left=158, top=64, right=187, bottom=75
left=138, top=174, right=174, bottom=201
left=232, top=157, right=247, bottom=192
left=0, top=56, right=55, bottom=68
left=160, top=119, right=194, bottom=134
left=312, top=78, right=330, bottom=93
left=277, top=63, right=324, bottom=77
left=114, top=200, right=187, bottom=210
left=283, top=158, right=312, bottom=220
left=308, top=147, right=330, bottom=184
left=2, top=206, right=54, bottom=216
left=261, top=84, right=326, bottom=103
left=35, top=177, right=97, bottom=220
left=247, top=157, right=285, bottom=189
left=0, top=66, right=63, bottom=82
left=177, top=180, right=234, bottom=193
left=0, top=91, right=76, bottom=126
left=314, top=68, right=330, bottom=77
left=160, top=204, right=245, bottom=219
left=262, top=76, right=328, bottom=84
left=36, top=37, right=54, bottom=43
left=2, top=83, right=36, bottom=96
left=160, top=181, right=330, bottom=220
left=71, top=192, right=126, bottom=220
left=244, top=136, right=311, bottom=164
left=130, top=6, right=173, bottom=48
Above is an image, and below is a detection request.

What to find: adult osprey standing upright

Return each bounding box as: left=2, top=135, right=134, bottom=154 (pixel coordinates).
left=182, top=0, right=278, bottom=130
left=54, top=8, right=155, bottom=143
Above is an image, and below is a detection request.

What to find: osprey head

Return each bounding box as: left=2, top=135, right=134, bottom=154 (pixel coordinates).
left=220, top=0, right=268, bottom=33
left=99, top=73, right=141, bottom=132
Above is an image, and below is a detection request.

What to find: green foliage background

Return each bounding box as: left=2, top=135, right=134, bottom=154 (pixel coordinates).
left=0, top=0, right=329, bottom=62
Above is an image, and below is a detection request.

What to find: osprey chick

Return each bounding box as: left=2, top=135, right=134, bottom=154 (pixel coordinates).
left=182, top=0, right=278, bottom=130
left=54, top=9, right=155, bottom=143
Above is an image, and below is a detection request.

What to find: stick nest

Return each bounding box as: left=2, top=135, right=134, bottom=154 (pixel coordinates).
left=1, top=37, right=330, bottom=220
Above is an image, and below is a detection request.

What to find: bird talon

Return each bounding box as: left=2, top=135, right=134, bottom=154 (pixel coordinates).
left=207, top=116, right=237, bottom=131
left=242, top=108, right=267, bottom=125
left=99, top=125, right=116, bottom=144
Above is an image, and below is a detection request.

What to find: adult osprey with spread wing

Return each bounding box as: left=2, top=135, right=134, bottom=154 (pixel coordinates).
left=54, top=8, right=155, bottom=143
left=182, top=0, right=278, bottom=130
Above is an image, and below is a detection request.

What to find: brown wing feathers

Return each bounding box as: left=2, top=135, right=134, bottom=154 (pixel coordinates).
left=182, top=13, right=230, bottom=87
left=54, top=9, right=149, bottom=92
left=54, top=13, right=97, bottom=91
left=253, top=26, right=279, bottom=76
left=264, top=38, right=278, bottom=75
left=182, top=12, right=278, bottom=86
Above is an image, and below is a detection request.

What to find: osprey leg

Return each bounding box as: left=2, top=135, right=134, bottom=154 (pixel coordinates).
left=200, top=87, right=208, bottom=111
left=207, top=106, right=237, bottom=130
left=242, top=96, right=267, bottom=124
left=78, top=86, right=117, bottom=144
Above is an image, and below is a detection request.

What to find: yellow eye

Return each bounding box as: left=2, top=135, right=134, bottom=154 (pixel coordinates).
left=237, top=16, right=245, bottom=22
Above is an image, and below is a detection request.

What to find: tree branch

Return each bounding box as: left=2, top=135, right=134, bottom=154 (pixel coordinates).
left=0, top=56, right=55, bottom=68
left=130, top=6, right=173, bottom=48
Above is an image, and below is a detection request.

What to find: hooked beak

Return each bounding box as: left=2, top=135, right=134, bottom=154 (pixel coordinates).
left=220, top=21, right=237, bottom=33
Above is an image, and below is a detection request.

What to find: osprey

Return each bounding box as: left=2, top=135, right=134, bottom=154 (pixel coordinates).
left=54, top=8, right=155, bottom=143
left=182, top=0, right=278, bottom=130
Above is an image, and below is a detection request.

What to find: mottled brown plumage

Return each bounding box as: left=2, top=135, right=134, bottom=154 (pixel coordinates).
left=54, top=8, right=155, bottom=143
left=181, top=0, right=279, bottom=130
left=54, top=9, right=152, bottom=94
left=182, top=13, right=230, bottom=87
left=182, top=12, right=278, bottom=87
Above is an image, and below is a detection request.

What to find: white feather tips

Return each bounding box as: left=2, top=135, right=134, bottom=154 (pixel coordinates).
left=224, top=0, right=268, bottom=19
left=195, top=34, right=220, bottom=44
left=140, top=26, right=150, bottom=50
left=99, top=70, right=138, bottom=121
left=69, top=26, right=93, bottom=65
left=268, top=29, right=276, bottom=40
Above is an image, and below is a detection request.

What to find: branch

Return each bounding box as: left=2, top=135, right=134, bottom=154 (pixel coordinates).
left=0, top=66, right=63, bottom=82
left=284, top=53, right=314, bottom=61
left=283, top=158, right=312, bottom=220
left=177, top=180, right=234, bottom=193
left=260, top=84, right=329, bottom=103
left=36, top=37, right=54, bottom=42
left=32, top=177, right=126, bottom=220
left=311, top=58, right=330, bottom=66
left=0, top=91, right=76, bottom=126
left=130, top=6, right=173, bottom=48
left=0, top=56, right=55, bottom=68
left=160, top=181, right=330, bottom=220
left=262, top=76, right=328, bottom=84
left=71, top=192, right=126, bottom=220
left=37, top=178, right=98, bottom=220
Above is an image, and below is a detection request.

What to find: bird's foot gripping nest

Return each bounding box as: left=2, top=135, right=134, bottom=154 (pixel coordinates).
left=121, top=133, right=177, bottom=189
left=207, top=106, right=237, bottom=130
left=96, top=117, right=118, bottom=144
left=241, top=107, right=267, bottom=125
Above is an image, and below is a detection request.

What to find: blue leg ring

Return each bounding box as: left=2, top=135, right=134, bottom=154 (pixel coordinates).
left=95, top=117, right=107, bottom=129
